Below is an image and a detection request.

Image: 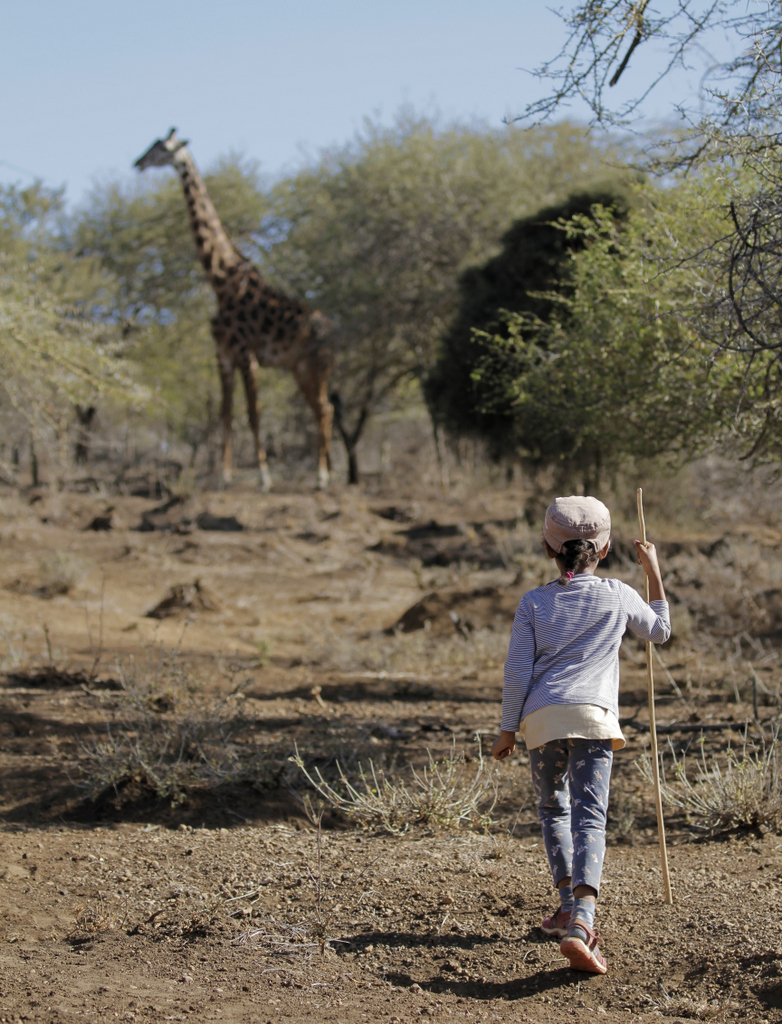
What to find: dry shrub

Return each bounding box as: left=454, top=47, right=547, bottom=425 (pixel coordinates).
left=72, top=652, right=285, bottom=805
left=37, top=551, right=90, bottom=597
left=232, top=917, right=323, bottom=961
left=306, top=625, right=508, bottom=677
left=71, top=896, right=128, bottom=936
left=146, top=579, right=222, bottom=619
left=290, top=739, right=502, bottom=834
left=639, top=735, right=782, bottom=834
left=641, top=984, right=739, bottom=1020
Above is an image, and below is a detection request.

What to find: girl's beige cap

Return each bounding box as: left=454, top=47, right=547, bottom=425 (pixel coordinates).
left=544, top=496, right=611, bottom=554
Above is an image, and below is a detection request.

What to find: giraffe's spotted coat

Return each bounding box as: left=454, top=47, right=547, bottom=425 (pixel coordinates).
left=135, top=130, right=334, bottom=489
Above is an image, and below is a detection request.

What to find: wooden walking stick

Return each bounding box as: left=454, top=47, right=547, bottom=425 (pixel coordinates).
left=636, top=487, right=673, bottom=905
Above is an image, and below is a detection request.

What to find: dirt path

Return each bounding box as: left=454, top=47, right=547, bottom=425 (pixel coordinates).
left=1, top=483, right=781, bottom=1022
left=2, top=824, right=782, bottom=1023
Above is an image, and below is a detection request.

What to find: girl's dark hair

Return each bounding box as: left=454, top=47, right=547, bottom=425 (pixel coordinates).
left=556, top=539, right=600, bottom=585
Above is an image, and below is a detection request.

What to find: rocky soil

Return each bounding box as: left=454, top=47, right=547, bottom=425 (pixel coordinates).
left=1, top=480, right=781, bottom=1023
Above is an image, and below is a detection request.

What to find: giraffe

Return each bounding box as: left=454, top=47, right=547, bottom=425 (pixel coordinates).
left=134, top=129, right=334, bottom=490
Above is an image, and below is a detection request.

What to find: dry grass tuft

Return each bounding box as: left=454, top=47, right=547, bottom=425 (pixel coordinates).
left=231, top=917, right=323, bottom=960
left=305, top=625, right=508, bottom=678
left=72, top=652, right=285, bottom=805
left=639, top=734, right=782, bottom=834
left=291, top=739, right=502, bottom=834
left=70, top=896, right=129, bottom=936
left=37, top=551, right=90, bottom=597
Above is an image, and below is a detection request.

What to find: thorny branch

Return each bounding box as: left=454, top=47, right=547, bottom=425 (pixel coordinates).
left=519, top=2, right=782, bottom=168
left=608, top=0, right=653, bottom=87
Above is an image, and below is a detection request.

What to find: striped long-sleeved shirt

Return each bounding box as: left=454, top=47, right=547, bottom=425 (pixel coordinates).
left=500, top=574, right=670, bottom=733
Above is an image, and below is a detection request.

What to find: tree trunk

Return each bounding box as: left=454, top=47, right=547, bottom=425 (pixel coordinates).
left=30, top=438, right=39, bottom=488
left=346, top=444, right=359, bottom=485
left=431, top=419, right=450, bottom=489
left=74, top=405, right=97, bottom=465
left=330, top=391, right=369, bottom=486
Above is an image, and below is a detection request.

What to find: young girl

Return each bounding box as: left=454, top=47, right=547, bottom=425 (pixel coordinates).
left=492, top=495, right=670, bottom=974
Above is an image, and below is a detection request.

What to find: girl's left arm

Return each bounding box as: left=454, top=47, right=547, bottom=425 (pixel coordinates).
left=499, top=600, right=536, bottom=733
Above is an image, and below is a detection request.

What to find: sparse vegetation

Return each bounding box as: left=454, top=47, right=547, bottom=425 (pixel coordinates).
left=37, top=551, right=91, bottom=597
left=291, top=739, right=502, bottom=834
left=72, top=652, right=285, bottom=805
left=640, top=735, right=782, bottom=835
left=71, top=896, right=129, bottom=936
left=4, top=480, right=782, bottom=1023
left=306, top=625, right=509, bottom=678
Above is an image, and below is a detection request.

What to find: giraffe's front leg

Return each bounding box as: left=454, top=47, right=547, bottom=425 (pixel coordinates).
left=315, top=378, right=334, bottom=491
left=238, top=356, right=271, bottom=492
left=215, top=345, right=235, bottom=488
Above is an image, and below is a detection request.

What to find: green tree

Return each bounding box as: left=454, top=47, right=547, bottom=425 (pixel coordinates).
left=265, top=111, right=631, bottom=480
left=426, top=184, right=637, bottom=460
left=429, top=181, right=746, bottom=488
left=522, top=2, right=782, bottom=461
left=0, top=183, right=141, bottom=481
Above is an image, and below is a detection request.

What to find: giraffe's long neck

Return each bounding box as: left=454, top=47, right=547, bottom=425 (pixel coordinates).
left=175, top=148, right=247, bottom=294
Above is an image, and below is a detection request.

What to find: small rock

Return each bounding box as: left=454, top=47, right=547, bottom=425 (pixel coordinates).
left=440, top=895, right=454, bottom=905
left=85, top=509, right=117, bottom=531
left=196, top=511, right=244, bottom=532
left=410, top=983, right=422, bottom=993
left=146, top=579, right=222, bottom=619
left=180, top=973, right=194, bottom=984
left=136, top=495, right=194, bottom=532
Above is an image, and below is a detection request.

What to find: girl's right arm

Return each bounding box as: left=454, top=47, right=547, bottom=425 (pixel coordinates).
left=499, top=600, right=536, bottom=733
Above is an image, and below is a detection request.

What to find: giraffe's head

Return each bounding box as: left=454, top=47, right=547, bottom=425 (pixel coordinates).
left=134, top=128, right=189, bottom=171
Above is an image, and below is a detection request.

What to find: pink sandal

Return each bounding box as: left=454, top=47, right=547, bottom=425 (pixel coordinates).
left=560, top=921, right=608, bottom=974
left=540, top=907, right=571, bottom=939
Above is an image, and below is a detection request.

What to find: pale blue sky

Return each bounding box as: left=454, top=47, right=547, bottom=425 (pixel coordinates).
left=1, top=1, right=708, bottom=206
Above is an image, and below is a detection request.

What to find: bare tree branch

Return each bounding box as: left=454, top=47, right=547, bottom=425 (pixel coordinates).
left=609, top=0, right=653, bottom=87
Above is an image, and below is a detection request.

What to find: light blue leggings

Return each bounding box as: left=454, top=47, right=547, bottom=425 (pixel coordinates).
left=529, top=738, right=613, bottom=894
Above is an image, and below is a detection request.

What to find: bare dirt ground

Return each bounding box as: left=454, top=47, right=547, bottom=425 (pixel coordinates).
left=1, top=478, right=782, bottom=1024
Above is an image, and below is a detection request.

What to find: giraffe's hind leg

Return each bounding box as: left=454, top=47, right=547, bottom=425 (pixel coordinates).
left=293, top=362, right=333, bottom=490
left=238, top=356, right=271, bottom=492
